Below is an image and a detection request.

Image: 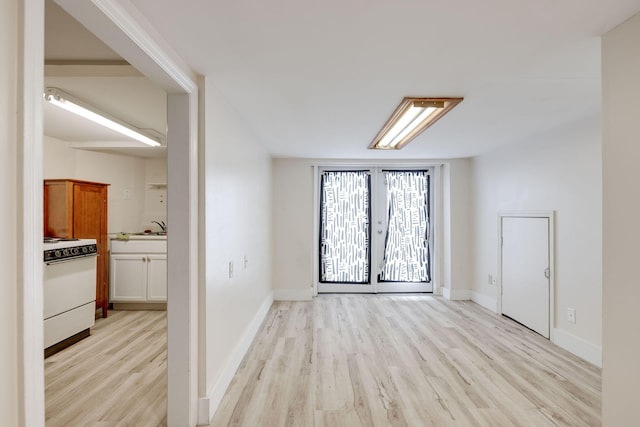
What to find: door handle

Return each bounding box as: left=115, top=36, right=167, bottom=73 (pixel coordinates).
left=544, top=268, right=550, bottom=279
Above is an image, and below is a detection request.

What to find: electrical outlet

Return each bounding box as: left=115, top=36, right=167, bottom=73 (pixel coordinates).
left=244, top=255, right=249, bottom=270
left=488, top=274, right=493, bottom=285
left=122, top=189, right=131, bottom=200
left=567, top=307, right=576, bottom=324
left=228, top=261, right=234, bottom=278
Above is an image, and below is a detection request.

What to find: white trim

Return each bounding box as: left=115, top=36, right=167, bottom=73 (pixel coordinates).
left=311, top=165, right=319, bottom=297
left=274, top=289, right=313, bottom=301
left=200, top=292, right=274, bottom=425
left=470, top=291, right=497, bottom=313
left=432, top=164, right=443, bottom=295
left=56, top=0, right=197, bottom=93
left=20, top=0, right=45, bottom=425
left=167, top=92, right=199, bottom=425
left=91, top=0, right=197, bottom=91
left=197, top=398, right=210, bottom=426
left=498, top=210, right=555, bottom=341
left=38, top=2, right=200, bottom=425
left=553, top=328, right=602, bottom=367
left=442, top=288, right=471, bottom=300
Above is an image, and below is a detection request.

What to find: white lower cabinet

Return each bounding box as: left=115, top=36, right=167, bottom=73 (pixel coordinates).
left=110, top=239, right=167, bottom=303
left=146, top=254, right=167, bottom=301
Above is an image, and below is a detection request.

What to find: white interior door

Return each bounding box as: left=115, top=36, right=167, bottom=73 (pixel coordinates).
left=501, top=216, right=550, bottom=338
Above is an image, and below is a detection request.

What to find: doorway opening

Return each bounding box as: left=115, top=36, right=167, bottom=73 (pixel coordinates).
left=22, top=0, right=198, bottom=425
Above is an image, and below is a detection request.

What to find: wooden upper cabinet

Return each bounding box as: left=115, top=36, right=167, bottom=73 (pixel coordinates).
left=44, top=179, right=110, bottom=318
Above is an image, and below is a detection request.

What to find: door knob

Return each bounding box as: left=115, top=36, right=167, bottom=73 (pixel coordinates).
left=544, top=268, right=550, bottom=279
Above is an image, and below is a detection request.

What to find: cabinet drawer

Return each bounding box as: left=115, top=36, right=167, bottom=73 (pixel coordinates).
left=111, top=239, right=167, bottom=253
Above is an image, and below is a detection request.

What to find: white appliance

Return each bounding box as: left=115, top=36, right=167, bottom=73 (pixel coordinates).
left=43, top=238, right=97, bottom=354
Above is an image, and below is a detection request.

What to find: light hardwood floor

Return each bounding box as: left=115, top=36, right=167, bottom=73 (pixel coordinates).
left=211, top=295, right=601, bottom=427
left=45, top=310, right=167, bottom=427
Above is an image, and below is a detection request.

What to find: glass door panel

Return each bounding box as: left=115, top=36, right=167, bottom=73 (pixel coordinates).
left=318, top=170, right=372, bottom=293
left=375, top=170, right=432, bottom=293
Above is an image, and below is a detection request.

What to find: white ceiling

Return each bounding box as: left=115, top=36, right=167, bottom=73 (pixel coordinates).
left=45, top=0, right=121, bottom=62
left=44, top=0, right=167, bottom=158
left=49, top=0, right=640, bottom=159
left=42, top=75, right=168, bottom=157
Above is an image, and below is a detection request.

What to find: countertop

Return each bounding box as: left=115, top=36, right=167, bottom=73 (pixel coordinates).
left=110, top=234, right=167, bottom=241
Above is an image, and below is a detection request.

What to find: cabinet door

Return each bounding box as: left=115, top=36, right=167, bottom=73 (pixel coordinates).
left=110, top=254, right=147, bottom=302
left=73, top=183, right=106, bottom=240
left=146, top=254, right=167, bottom=302
left=73, top=183, right=109, bottom=316
left=43, top=181, right=73, bottom=237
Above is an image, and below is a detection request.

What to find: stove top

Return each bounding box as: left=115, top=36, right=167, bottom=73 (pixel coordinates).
left=43, top=238, right=98, bottom=262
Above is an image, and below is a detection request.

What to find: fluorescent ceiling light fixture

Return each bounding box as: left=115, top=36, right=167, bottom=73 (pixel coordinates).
left=43, top=87, right=163, bottom=147
left=369, top=97, right=463, bottom=150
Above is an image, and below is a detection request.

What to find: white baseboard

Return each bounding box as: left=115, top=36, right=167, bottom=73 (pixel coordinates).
left=198, top=291, right=274, bottom=425
left=274, top=288, right=313, bottom=301
left=442, top=288, right=471, bottom=300
left=197, top=398, right=210, bottom=426
left=552, top=328, right=602, bottom=368
left=470, top=291, right=497, bottom=313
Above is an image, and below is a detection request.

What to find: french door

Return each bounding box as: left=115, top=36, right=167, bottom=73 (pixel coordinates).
left=318, top=168, right=433, bottom=293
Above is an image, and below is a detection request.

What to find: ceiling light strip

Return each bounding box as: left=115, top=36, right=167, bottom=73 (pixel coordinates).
left=369, top=97, right=463, bottom=150
left=43, top=87, right=163, bottom=147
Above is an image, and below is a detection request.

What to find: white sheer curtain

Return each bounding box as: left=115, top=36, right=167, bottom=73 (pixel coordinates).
left=379, top=171, right=430, bottom=283
left=319, top=171, right=370, bottom=284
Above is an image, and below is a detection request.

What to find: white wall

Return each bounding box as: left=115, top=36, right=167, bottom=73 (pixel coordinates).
left=441, top=159, right=473, bottom=299
left=0, top=0, right=19, bottom=423
left=272, top=159, right=314, bottom=299
left=602, top=11, right=640, bottom=426
left=203, top=81, right=273, bottom=416
left=271, top=158, right=472, bottom=299
left=470, top=116, right=602, bottom=365
left=143, top=158, right=167, bottom=229
left=43, top=135, right=166, bottom=234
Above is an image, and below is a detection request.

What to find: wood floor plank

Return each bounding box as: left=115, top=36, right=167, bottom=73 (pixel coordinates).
left=210, top=295, right=601, bottom=427
left=45, top=310, right=167, bottom=427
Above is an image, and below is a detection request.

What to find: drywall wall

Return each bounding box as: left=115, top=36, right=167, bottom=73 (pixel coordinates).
left=442, top=159, right=473, bottom=299
left=0, top=0, right=19, bottom=423
left=470, top=115, right=602, bottom=364
left=203, top=81, right=273, bottom=415
left=43, top=135, right=166, bottom=234
left=142, top=158, right=167, bottom=230
left=42, top=135, right=75, bottom=176
left=272, top=158, right=315, bottom=299
left=271, top=158, right=472, bottom=298
left=602, top=11, right=640, bottom=425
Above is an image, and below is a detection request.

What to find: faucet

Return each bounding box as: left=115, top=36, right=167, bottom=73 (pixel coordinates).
left=152, top=221, right=167, bottom=232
